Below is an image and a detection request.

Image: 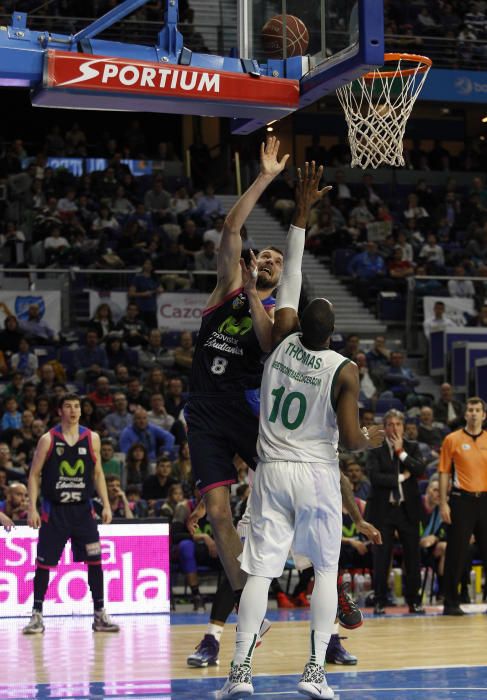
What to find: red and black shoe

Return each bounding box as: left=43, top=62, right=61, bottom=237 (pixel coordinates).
left=337, top=575, right=363, bottom=629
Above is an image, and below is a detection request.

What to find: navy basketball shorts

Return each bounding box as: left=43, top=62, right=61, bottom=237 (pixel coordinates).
left=185, top=397, right=259, bottom=495
left=36, top=501, right=101, bottom=568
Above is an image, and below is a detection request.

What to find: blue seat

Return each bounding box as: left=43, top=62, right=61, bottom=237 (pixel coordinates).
left=375, top=397, right=404, bottom=415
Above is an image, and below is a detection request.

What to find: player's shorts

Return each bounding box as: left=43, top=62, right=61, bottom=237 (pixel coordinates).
left=185, top=397, right=259, bottom=495
left=36, top=501, right=101, bottom=568
left=240, top=460, right=342, bottom=579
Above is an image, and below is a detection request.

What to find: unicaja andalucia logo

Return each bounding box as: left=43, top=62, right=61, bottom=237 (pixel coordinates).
left=60, top=459, right=85, bottom=477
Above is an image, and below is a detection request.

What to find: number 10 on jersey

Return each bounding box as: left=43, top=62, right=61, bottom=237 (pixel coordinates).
left=268, top=386, right=307, bottom=430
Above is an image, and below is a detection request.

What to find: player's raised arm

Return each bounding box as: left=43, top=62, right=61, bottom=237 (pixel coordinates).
left=209, top=137, right=289, bottom=304
left=272, top=162, right=332, bottom=348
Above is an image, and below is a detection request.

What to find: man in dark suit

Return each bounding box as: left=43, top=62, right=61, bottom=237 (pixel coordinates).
left=366, top=409, right=426, bottom=615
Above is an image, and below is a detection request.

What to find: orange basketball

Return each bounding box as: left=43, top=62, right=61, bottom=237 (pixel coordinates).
left=261, top=14, right=309, bottom=58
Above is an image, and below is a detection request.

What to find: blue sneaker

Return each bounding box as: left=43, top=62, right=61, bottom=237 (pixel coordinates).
left=187, top=634, right=220, bottom=667
left=325, top=634, right=358, bottom=665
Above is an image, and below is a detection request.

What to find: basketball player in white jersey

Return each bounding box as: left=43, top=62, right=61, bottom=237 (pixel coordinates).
left=217, top=163, right=384, bottom=700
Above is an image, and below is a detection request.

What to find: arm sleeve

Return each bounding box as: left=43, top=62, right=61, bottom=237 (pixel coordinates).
left=275, top=225, right=306, bottom=312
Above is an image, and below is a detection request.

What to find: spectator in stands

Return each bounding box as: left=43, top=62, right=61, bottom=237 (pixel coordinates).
left=92, top=205, right=120, bottom=236
left=125, top=442, right=150, bottom=487
left=1, top=220, right=26, bottom=265
left=396, top=230, right=414, bottom=263
left=178, top=218, right=203, bottom=265
left=138, top=328, right=175, bottom=371
left=419, top=233, right=445, bottom=271
left=3, top=371, right=24, bottom=403
left=44, top=224, right=70, bottom=265
left=366, top=409, right=426, bottom=614
left=173, top=441, right=193, bottom=497
left=128, top=259, right=163, bottom=329
left=143, top=366, right=166, bottom=397
left=159, top=482, right=186, bottom=520
left=88, top=303, right=115, bottom=340
left=142, top=453, right=178, bottom=503
left=116, top=302, right=148, bottom=348
left=35, top=363, right=57, bottom=396
left=144, top=176, right=172, bottom=225
left=170, top=186, right=196, bottom=223
left=355, top=351, right=379, bottom=402
left=87, top=375, right=114, bottom=414
left=404, top=420, right=438, bottom=466
left=10, top=338, right=38, bottom=380
left=345, top=459, right=371, bottom=500
left=125, top=484, right=149, bottom=518
left=366, top=335, right=391, bottom=387
left=194, top=239, right=217, bottom=292
left=350, top=197, right=375, bottom=227
left=417, top=406, right=446, bottom=451
left=56, top=188, right=78, bottom=219
left=19, top=382, right=37, bottom=413
left=104, top=474, right=134, bottom=519
left=341, top=334, right=361, bottom=361
left=194, top=184, right=224, bottom=226
left=147, top=393, right=175, bottom=432
left=420, top=475, right=447, bottom=592
left=103, top=392, right=133, bottom=447
left=387, top=246, right=415, bottom=291
left=0, top=312, right=23, bottom=353
left=348, top=241, right=386, bottom=300
left=404, top=193, right=429, bottom=227
left=100, top=438, right=123, bottom=479
left=80, top=397, right=103, bottom=432
left=164, top=376, right=186, bottom=419
left=357, top=173, right=383, bottom=208
left=0, top=481, right=28, bottom=519
left=111, top=185, right=135, bottom=220
left=74, top=329, right=109, bottom=387
left=423, top=301, right=456, bottom=340
left=1, top=397, right=22, bottom=431
left=125, top=376, right=148, bottom=412
left=448, top=264, right=475, bottom=298
left=104, top=336, right=131, bottom=370
left=119, top=407, right=175, bottom=461
left=18, top=303, right=58, bottom=344
left=382, top=351, right=419, bottom=404
left=203, top=216, right=224, bottom=252
left=433, top=383, right=464, bottom=429
left=174, top=331, right=195, bottom=375
left=467, top=303, right=487, bottom=328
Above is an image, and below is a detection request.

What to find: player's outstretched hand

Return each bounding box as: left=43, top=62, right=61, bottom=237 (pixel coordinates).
left=28, top=509, right=41, bottom=529
left=102, top=506, right=113, bottom=525
left=366, top=424, right=385, bottom=448
left=260, top=136, right=290, bottom=178
left=0, top=512, right=14, bottom=531
left=356, top=519, right=382, bottom=545
left=296, top=161, right=332, bottom=211
left=240, top=249, right=258, bottom=293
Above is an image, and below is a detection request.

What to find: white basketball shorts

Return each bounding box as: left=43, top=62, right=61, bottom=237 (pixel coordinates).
left=240, top=460, right=341, bottom=579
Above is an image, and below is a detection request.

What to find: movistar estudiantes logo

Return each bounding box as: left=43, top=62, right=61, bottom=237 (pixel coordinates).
left=60, top=459, right=85, bottom=476
left=218, top=315, right=253, bottom=336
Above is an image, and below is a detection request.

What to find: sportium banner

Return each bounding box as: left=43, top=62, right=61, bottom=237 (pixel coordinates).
left=36, top=50, right=300, bottom=119
left=0, top=523, right=170, bottom=616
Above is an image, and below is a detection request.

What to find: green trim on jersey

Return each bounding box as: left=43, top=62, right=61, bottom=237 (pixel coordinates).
left=330, top=359, right=351, bottom=412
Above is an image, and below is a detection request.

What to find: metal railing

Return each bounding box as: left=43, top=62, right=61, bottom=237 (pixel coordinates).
left=1, top=13, right=485, bottom=71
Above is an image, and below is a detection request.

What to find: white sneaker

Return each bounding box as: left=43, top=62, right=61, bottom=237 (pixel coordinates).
left=92, top=609, right=120, bottom=632
left=23, top=610, right=45, bottom=635
left=216, top=663, right=254, bottom=699
left=297, top=662, right=334, bottom=698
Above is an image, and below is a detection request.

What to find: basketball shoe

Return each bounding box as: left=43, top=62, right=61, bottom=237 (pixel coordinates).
left=325, top=634, right=358, bottom=665
left=92, top=609, right=120, bottom=632
left=22, top=611, right=45, bottom=635
left=187, top=633, right=220, bottom=667
left=337, top=576, right=363, bottom=629
left=297, top=663, right=334, bottom=698
left=276, top=591, right=295, bottom=608
left=293, top=591, right=310, bottom=607
left=216, top=663, right=253, bottom=699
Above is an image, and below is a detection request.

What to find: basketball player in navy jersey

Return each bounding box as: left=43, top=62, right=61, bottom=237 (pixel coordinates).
left=185, top=136, right=289, bottom=596
left=23, top=393, right=119, bottom=634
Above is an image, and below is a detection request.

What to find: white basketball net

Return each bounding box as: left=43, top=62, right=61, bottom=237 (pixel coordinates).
left=336, top=54, right=432, bottom=169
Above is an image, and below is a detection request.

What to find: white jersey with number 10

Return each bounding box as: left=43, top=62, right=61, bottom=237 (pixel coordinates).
left=257, top=332, right=350, bottom=463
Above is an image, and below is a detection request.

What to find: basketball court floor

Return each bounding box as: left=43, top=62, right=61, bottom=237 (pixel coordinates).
left=4, top=606, right=487, bottom=699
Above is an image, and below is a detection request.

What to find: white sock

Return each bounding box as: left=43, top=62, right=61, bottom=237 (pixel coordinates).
left=309, top=569, right=338, bottom=666
left=234, top=632, right=258, bottom=666
left=233, top=575, right=272, bottom=667
left=207, top=623, right=223, bottom=642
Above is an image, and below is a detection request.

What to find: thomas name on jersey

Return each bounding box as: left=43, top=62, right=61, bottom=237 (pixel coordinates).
left=284, top=341, right=323, bottom=369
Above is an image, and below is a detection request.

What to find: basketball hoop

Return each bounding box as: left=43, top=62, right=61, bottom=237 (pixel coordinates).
left=336, top=53, right=432, bottom=169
